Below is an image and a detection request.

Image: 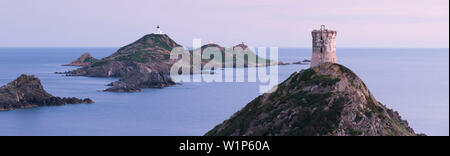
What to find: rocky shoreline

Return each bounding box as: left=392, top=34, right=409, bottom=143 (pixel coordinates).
left=0, top=74, right=93, bottom=111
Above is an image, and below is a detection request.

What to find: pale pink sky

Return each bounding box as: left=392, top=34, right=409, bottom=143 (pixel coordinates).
left=0, top=0, right=448, bottom=48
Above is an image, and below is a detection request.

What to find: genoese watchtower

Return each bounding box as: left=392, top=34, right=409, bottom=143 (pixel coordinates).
left=311, top=25, right=337, bottom=67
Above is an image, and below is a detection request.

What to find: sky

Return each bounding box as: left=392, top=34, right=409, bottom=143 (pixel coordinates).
left=0, top=0, right=448, bottom=48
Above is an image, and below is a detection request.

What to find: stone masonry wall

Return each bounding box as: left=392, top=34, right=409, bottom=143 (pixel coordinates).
left=311, top=29, right=337, bottom=67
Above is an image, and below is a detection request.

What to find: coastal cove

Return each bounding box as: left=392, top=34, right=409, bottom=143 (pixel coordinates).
left=0, top=48, right=448, bottom=136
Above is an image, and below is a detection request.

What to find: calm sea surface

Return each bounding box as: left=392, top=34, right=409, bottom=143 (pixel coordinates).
left=0, top=48, right=448, bottom=136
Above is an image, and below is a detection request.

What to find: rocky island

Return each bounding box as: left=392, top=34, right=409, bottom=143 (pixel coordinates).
left=64, top=52, right=99, bottom=67
left=0, top=74, right=93, bottom=111
left=205, top=63, right=419, bottom=136
left=62, top=34, right=275, bottom=92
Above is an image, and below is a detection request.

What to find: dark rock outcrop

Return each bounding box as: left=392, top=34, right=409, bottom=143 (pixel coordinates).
left=64, top=52, right=99, bottom=67
left=278, top=61, right=291, bottom=65
left=292, top=61, right=308, bottom=65
left=0, top=74, right=93, bottom=111
left=206, top=63, right=419, bottom=136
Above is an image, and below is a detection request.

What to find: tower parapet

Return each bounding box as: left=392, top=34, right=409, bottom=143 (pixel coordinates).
left=311, top=25, right=337, bottom=67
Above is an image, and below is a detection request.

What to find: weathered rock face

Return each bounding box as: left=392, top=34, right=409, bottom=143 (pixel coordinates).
left=206, top=63, right=419, bottom=136
left=64, top=52, right=99, bottom=67
left=0, top=74, right=93, bottom=111
left=103, top=62, right=176, bottom=92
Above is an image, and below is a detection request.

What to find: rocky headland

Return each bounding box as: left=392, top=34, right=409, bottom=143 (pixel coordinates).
left=206, top=63, right=420, bottom=136
left=0, top=74, right=93, bottom=111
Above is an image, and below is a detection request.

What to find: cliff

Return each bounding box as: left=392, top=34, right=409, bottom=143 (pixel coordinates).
left=64, top=52, right=99, bottom=67
left=206, top=63, right=419, bottom=136
left=0, top=74, right=93, bottom=111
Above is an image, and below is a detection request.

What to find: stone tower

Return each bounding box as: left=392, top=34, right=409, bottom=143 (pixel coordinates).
left=311, top=25, right=337, bottom=67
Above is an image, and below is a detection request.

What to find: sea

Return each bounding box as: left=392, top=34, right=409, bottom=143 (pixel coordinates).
left=0, top=48, right=448, bottom=136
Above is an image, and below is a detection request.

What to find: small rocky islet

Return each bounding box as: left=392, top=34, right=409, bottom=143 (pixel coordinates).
left=205, top=63, right=421, bottom=136
left=0, top=74, right=93, bottom=111
left=64, top=52, right=99, bottom=67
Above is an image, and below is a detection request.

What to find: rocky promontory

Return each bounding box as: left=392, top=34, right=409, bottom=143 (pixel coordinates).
left=64, top=52, right=99, bottom=67
left=0, top=74, right=93, bottom=111
left=206, top=63, right=419, bottom=136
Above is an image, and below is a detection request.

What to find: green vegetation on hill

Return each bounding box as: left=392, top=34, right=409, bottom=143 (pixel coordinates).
left=206, top=63, right=419, bottom=136
left=209, top=69, right=344, bottom=136
left=116, top=51, right=149, bottom=63
left=91, top=60, right=109, bottom=67
left=83, top=57, right=98, bottom=63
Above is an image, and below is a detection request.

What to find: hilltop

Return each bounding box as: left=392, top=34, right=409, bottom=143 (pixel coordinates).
left=206, top=63, right=419, bottom=136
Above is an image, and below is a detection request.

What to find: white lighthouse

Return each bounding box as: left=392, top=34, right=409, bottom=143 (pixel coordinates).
left=156, top=25, right=164, bottom=35
left=311, top=25, right=337, bottom=67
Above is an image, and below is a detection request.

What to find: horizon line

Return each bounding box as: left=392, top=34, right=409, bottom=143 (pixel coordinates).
left=0, top=46, right=448, bottom=49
